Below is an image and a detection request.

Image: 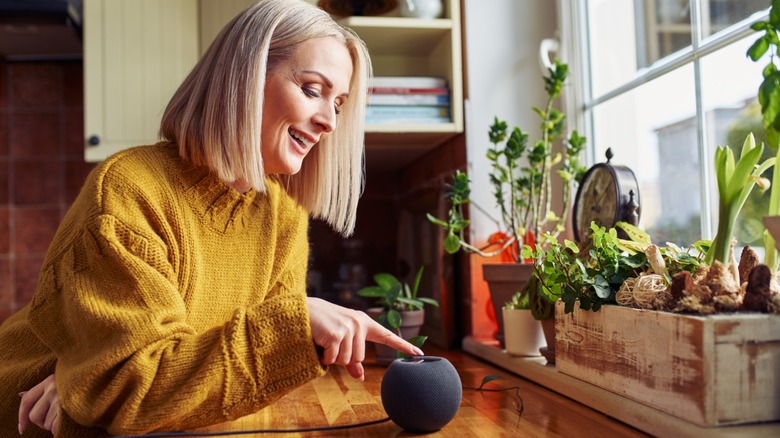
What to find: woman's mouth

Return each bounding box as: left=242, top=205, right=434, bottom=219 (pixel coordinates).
left=289, top=129, right=315, bottom=151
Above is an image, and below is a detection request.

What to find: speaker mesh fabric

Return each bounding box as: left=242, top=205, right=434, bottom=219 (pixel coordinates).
left=381, top=356, right=462, bottom=432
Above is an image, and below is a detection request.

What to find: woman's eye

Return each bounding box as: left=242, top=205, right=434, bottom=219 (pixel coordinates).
left=334, top=105, right=341, bottom=115
left=302, top=87, right=320, bottom=98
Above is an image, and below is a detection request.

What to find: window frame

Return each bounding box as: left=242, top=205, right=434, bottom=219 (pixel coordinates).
left=558, top=0, right=770, bottom=240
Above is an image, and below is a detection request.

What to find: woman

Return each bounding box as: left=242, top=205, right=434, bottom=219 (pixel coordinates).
left=4, top=0, right=422, bottom=436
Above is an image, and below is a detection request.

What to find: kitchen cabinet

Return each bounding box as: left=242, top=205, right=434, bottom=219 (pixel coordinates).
left=83, top=0, right=199, bottom=162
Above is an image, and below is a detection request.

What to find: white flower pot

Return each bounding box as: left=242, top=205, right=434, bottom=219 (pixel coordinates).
left=502, top=307, right=545, bottom=356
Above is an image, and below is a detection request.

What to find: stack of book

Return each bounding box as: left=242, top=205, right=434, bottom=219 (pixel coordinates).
left=366, top=76, right=451, bottom=125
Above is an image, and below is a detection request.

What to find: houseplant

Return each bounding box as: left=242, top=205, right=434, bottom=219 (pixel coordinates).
left=427, top=59, right=587, bottom=346
left=546, top=134, right=780, bottom=427
left=358, top=265, right=439, bottom=364
left=502, top=291, right=545, bottom=356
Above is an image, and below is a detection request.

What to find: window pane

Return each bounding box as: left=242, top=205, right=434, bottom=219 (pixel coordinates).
left=700, top=34, right=767, bottom=252
left=591, top=65, right=699, bottom=245
left=646, top=0, right=693, bottom=66
left=701, top=0, right=768, bottom=39
left=588, top=0, right=645, bottom=97
left=588, top=0, right=694, bottom=96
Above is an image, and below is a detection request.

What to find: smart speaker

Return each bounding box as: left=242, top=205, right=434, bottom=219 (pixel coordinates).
left=380, top=356, right=462, bottom=432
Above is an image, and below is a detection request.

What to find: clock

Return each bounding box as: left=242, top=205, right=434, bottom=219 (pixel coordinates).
left=572, top=148, right=641, bottom=242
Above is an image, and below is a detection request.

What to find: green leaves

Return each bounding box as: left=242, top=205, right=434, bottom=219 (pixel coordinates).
left=357, top=266, right=438, bottom=331
left=427, top=170, right=471, bottom=255
left=426, top=60, right=583, bottom=263
left=527, top=222, right=650, bottom=315
left=443, top=232, right=461, bottom=254
left=705, top=134, right=774, bottom=265
left=386, top=310, right=402, bottom=329
left=505, top=289, right=531, bottom=310
left=477, top=375, right=504, bottom=389
left=747, top=34, right=770, bottom=61
left=749, top=2, right=780, bottom=149
left=488, top=117, right=508, bottom=144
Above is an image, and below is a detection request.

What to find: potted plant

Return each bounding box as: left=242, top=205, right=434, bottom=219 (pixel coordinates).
left=427, top=59, right=587, bottom=348
left=358, top=265, right=439, bottom=364
left=502, top=290, right=545, bottom=356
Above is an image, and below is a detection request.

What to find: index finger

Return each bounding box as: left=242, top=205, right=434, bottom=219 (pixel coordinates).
left=366, top=319, right=424, bottom=357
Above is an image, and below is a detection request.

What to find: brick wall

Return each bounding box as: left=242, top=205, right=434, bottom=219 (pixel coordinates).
left=0, top=61, right=95, bottom=322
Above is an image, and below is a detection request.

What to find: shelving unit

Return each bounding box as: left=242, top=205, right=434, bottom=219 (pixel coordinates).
left=463, top=336, right=780, bottom=438
left=338, top=0, right=464, bottom=172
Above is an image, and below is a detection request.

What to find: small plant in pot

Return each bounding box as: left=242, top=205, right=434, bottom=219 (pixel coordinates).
left=502, top=290, right=545, bottom=357
left=358, top=265, right=439, bottom=364
left=427, top=59, right=587, bottom=350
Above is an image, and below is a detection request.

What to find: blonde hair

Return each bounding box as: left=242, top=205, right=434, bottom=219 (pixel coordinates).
left=160, top=0, right=370, bottom=236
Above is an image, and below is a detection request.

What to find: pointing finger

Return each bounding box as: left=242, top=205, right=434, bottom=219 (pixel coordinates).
left=366, top=320, right=423, bottom=357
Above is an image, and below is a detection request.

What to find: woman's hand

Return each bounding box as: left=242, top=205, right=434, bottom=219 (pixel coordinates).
left=18, top=374, right=60, bottom=435
left=306, top=297, right=424, bottom=380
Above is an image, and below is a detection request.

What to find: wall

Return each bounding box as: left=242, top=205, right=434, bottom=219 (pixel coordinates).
left=0, top=61, right=95, bottom=322
left=462, top=0, right=558, bottom=338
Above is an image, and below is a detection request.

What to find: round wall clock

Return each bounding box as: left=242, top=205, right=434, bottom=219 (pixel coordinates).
left=572, top=148, right=641, bottom=242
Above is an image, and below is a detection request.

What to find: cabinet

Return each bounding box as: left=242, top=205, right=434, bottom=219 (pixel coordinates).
left=83, top=0, right=199, bottom=162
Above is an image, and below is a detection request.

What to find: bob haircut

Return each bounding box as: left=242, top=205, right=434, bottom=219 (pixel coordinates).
left=159, top=0, right=370, bottom=237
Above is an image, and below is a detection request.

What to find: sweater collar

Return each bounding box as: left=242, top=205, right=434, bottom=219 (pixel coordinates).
left=176, top=157, right=269, bottom=234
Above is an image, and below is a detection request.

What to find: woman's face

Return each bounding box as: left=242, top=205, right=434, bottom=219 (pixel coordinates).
left=261, top=36, right=353, bottom=175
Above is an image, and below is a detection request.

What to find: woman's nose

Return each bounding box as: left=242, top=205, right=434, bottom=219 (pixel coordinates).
left=313, top=104, right=336, bottom=132
left=313, top=103, right=336, bottom=133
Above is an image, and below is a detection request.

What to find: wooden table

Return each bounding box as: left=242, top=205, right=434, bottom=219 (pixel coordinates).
left=191, top=346, right=647, bottom=437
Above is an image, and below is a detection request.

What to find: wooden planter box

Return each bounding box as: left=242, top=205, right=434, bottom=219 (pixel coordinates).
left=555, top=301, right=780, bottom=426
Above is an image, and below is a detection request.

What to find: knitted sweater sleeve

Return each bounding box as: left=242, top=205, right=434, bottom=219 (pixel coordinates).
left=26, top=212, right=325, bottom=435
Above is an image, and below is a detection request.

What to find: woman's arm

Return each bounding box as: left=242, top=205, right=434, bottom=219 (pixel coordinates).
left=19, top=300, right=423, bottom=436
left=27, top=215, right=324, bottom=435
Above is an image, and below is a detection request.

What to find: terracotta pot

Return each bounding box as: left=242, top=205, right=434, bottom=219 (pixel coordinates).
left=539, top=316, right=556, bottom=364
left=502, top=308, right=544, bottom=356
left=482, top=263, right=534, bottom=347
left=367, top=307, right=424, bottom=365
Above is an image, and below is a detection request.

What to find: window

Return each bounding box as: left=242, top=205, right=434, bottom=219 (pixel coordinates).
left=562, top=0, right=770, bottom=248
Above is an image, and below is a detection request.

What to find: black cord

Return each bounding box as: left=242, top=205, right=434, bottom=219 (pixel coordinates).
left=463, top=384, right=525, bottom=417
left=112, top=417, right=391, bottom=438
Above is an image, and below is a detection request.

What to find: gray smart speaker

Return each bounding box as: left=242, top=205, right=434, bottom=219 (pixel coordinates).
left=380, top=356, right=462, bottom=432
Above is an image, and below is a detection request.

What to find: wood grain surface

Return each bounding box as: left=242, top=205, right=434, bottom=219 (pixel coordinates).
left=189, top=346, right=648, bottom=437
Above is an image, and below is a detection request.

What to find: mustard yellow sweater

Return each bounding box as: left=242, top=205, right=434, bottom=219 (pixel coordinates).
left=0, top=143, right=326, bottom=437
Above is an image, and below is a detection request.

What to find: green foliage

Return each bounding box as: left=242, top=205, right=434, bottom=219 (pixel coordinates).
left=523, top=221, right=706, bottom=315
left=427, top=170, right=472, bottom=254
left=704, top=134, right=775, bottom=265
left=524, top=224, right=641, bottom=313
left=748, top=0, right=780, bottom=150
left=504, top=290, right=531, bottom=310
left=357, top=266, right=439, bottom=330
left=477, top=375, right=504, bottom=389
left=427, top=60, right=587, bottom=262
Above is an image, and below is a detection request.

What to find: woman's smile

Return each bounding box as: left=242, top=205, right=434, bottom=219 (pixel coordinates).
left=261, top=36, right=353, bottom=175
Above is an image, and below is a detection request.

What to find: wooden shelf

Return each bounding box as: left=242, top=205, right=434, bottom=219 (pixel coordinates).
left=337, top=1, right=464, bottom=173
left=337, top=16, right=453, bottom=55
left=462, top=336, right=780, bottom=438
left=364, top=130, right=460, bottom=172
